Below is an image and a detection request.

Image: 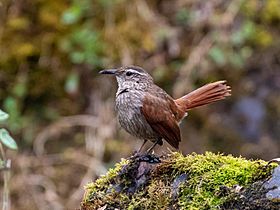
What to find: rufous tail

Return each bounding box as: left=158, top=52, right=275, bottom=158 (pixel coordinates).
left=175, top=81, right=231, bottom=112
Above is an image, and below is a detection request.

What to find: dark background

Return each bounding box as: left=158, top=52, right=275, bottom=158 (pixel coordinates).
left=0, top=0, right=279, bottom=209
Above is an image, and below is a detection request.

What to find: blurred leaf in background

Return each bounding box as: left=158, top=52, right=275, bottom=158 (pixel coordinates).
left=0, top=128, right=18, bottom=150
left=0, top=109, right=18, bottom=150
left=0, top=110, right=9, bottom=121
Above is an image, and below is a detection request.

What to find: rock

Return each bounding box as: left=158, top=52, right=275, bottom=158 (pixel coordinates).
left=81, top=152, right=278, bottom=210
left=264, top=166, right=280, bottom=202
left=171, top=173, right=188, bottom=199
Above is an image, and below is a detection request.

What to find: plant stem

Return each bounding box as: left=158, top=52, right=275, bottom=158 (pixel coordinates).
left=0, top=143, right=10, bottom=210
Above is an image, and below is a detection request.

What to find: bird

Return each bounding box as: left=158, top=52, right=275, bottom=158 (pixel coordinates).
left=99, top=66, right=231, bottom=153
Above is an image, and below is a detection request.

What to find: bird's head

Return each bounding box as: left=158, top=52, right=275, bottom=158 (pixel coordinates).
left=99, top=66, right=153, bottom=90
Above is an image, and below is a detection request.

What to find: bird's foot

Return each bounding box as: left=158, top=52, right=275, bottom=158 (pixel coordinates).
left=129, top=152, right=161, bottom=164
left=138, top=154, right=161, bottom=164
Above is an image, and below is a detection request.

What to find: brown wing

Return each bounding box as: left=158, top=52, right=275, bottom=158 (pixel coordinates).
left=141, top=93, right=181, bottom=149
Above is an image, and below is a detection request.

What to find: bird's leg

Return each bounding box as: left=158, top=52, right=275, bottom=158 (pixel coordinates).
left=137, top=139, right=148, bottom=153
left=146, top=139, right=161, bottom=154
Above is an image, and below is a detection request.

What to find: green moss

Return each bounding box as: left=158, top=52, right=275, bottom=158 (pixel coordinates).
left=81, top=152, right=275, bottom=210
left=83, top=158, right=129, bottom=204
left=170, top=152, right=273, bottom=209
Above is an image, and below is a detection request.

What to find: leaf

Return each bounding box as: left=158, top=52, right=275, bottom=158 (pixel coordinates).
left=16, top=43, right=36, bottom=58
left=13, top=76, right=27, bottom=98
left=229, top=52, right=244, bottom=68
left=4, top=97, right=19, bottom=120
left=175, top=8, right=190, bottom=25
left=0, top=110, right=9, bottom=121
left=61, top=6, right=82, bottom=25
left=208, top=46, right=226, bottom=66
left=70, top=51, right=85, bottom=64
left=65, top=72, right=79, bottom=94
left=7, top=17, right=29, bottom=30
left=0, top=129, right=18, bottom=150
left=231, top=21, right=255, bottom=45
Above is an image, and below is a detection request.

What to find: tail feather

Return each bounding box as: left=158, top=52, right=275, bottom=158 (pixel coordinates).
left=175, top=81, right=231, bottom=112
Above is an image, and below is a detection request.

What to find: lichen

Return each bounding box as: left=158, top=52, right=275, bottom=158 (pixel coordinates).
left=81, top=152, right=276, bottom=210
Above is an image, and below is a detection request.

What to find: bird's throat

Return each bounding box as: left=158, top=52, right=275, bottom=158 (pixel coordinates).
left=117, top=88, right=129, bottom=96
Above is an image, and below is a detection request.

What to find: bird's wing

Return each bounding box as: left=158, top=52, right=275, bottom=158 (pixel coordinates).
left=141, top=93, right=181, bottom=149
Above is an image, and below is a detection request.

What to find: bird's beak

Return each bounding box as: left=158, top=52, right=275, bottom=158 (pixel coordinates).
left=99, top=69, right=117, bottom=75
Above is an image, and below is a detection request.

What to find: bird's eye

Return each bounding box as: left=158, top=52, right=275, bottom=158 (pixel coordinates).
left=126, top=71, right=133, bottom=76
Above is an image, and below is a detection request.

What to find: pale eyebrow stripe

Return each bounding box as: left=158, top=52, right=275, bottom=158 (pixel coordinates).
left=127, top=69, right=146, bottom=76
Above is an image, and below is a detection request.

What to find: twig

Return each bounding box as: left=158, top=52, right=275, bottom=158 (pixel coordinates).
left=0, top=143, right=10, bottom=210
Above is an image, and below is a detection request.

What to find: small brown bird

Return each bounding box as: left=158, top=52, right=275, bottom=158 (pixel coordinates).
left=100, top=66, right=231, bottom=153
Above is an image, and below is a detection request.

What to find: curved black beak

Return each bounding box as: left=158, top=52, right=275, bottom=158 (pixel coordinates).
left=99, top=69, right=117, bottom=75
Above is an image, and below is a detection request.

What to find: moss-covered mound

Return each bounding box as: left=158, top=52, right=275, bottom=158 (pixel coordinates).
left=81, top=152, right=277, bottom=210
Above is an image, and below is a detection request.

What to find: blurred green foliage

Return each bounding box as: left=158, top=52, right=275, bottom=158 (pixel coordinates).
left=0, top=128, right=18, bottom=150
left=0, top=109, right=18, bottom=150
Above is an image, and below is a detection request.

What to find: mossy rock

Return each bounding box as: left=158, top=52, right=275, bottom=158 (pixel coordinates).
left=81, top=152, right=279, bottom=210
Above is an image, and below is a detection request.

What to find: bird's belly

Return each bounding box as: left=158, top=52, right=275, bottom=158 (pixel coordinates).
left=116, top=92, right=159, bottom=140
